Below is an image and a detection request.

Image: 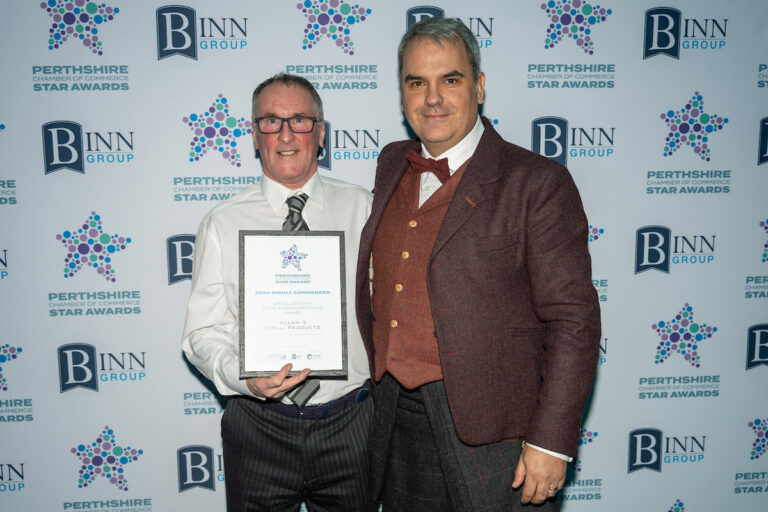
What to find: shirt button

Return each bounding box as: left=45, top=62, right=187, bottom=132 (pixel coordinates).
left=390, top=320, right=398, bottom=328
left=395, top=284, right=403, bottom=292
left=409, top=220, right=417, bottom=227
left=402, top=251, right=409, bottom=259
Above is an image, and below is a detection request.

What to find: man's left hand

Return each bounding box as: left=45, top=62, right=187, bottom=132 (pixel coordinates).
left=512, top=444, right=567, bottom=505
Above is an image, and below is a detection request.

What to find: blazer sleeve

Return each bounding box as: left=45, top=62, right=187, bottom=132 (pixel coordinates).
left=521, top=163, right=601, bottom=457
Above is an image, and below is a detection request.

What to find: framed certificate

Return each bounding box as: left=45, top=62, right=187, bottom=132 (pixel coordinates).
left=238, top=230, right=347, bottom=378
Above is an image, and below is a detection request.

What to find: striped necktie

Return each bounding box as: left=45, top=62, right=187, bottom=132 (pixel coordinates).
left=283, top=193, right=309, bottom=231
left=281, top=192, right=319, bottom=407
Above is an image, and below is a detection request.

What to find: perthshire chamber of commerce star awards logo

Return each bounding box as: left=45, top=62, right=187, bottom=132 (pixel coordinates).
left=651, top=304, right=716, bottom=368
left=296, top=0, right=372, bottom=55
left=588, top=225, right=604, bottom=243
left=573, top=428, right=598, bottom=473
left=41, top=1, right=120, bottom=55
left=748, top=418, right=766, bottom=460
left=182, top=94, right=252, bottom=167
left=281, top=244, right=307, bottom=270
left=0, top=344, right=23, bottom=392
left=661, top=92, right=728, bottom=162
left=72, top=426, right=143, bottom=491
left=56, top=211, right=132, bottom=283
left=667, top=500, right=685, bottom=512
left=540, top=0, right=612, bottom=55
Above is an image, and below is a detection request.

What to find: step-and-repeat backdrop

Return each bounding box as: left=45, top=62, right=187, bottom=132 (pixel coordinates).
left=1, top=1, right=766, bottom=511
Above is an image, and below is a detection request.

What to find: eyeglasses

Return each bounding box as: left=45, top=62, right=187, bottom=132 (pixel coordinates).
left=253, top=116, right=319, bottom=134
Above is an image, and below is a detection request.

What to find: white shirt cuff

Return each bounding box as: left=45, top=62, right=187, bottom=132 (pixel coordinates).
left=524, top=442, right=573, bottom=462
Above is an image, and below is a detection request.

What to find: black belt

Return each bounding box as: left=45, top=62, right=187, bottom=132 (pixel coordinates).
left=260, top=381, right=370, bottom=419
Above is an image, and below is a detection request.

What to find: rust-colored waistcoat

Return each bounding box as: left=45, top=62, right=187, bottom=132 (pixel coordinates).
left=371, top=163, right=467, bottom=389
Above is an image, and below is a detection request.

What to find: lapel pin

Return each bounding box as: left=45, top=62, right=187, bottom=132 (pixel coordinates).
left=464, top=197, right=476, bottom=207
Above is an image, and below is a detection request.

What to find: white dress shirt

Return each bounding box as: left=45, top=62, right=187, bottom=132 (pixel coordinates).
left=418, top=116, right=571, bottom=463
left=182, top=171, right=372, bottom=406
left=418, top=115, right=484, bottom=207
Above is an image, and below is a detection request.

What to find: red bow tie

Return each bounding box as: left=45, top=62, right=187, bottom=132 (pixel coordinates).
left=406, top=150, right=451, bottom=184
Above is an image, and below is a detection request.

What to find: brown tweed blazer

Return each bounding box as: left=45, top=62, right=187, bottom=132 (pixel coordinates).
left=356, top=118, right=601, bottom=457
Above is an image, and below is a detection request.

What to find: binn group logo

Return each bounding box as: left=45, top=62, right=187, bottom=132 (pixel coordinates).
left=0, top=344, right=22, bottom=392
left=41, top=1, right=119, bottom=55
left=0, top=463, right=25, bottom=494
left=628, top=428, right=706, bottom=473
left=182, top=94, right=252, bottom=167
left=635, top=226, right=716, bottom=274
left=747, top=324, right=768, bottom=370
left=167, top=235, right=195, bottom=285
left=298, top=0, right=372, bottom=55
left=540, top=1, right=613, bottom=55
left=57, top=343, right=147, bottom=392
left=644, top=7, right=728, bottom=59
left=759, top=117, right=768, bottom=165
left=651, top=304, right=716, bottom=369
left=661, top=92, right=728, bottom=162
left=177, top=445, right=224, bottom=492
left=56, top=212, right=131, bottom=283
left=406, top=6, right=495, bottom=49
left=0, top=249, right=7, bottom=279
left=156, top=6, right=248, bottom=60
left=323, top=121, right=380, bottom=170
left=531, top=117, right=615, bottom=166
left=42, top=121, right=135, bottom=174
left=72, top=426, right=142, bottom=491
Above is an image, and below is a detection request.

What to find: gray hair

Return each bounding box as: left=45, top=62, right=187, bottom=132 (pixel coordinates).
left=251, top=73, right=324, bottom=122
left=397, top=17, right=481, bottom=82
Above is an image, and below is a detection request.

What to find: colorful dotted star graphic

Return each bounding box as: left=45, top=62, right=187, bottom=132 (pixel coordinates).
left=182, top=94, right=252, bottom=167
left=760, top=218, right=768, bottom=263
left=540, top=1, right=612, bottom=55
left=297, top=0, right=372, bottom=55
left=651, top=303, right=716, bottom=368
left=41, top=1, right=119, bottom=55
left=661, top=92, right=728, bottom=162
left=281, top=244, right=308, bottom=270
left=72, top=426, right=143, bottom=491
left=572, top=428, right=598, bottom=473
left=0, top=344, right=22, bottom=392
left=667, top=499, right=685, bottom=512
left=0, top=123, right=6, bottom=133
left=588, top=225, right=604, bottom=242
left=748, top=418, right=766, bottom=460
left=56, top=211, right=131, bottom=283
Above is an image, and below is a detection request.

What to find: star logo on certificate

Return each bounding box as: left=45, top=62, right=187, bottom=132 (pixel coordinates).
left=281, top=244, right=308, bottom=270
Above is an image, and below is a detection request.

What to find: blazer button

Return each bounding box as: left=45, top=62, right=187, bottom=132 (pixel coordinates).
left=390, top=320, right=398, bottom=328
left=409, top=220, right=417, bottom=228
left=395, top=284, right=403, bottom=292
left=401, top=251, right=409, bottom=259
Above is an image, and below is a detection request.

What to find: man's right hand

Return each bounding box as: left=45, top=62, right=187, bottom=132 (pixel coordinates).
left=245, top=363, right=311, bottom=399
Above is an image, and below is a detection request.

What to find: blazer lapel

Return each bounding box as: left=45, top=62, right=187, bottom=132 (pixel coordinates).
left=431, top=121, right=505, bottom=259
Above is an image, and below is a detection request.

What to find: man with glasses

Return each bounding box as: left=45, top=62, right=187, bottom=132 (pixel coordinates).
left=183, top=73, right=374, bottom=511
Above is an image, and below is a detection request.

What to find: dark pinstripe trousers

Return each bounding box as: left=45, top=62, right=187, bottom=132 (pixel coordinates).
left=221, top=395, right=375, bottom=512
left=370, top=374, right=559, bottom=512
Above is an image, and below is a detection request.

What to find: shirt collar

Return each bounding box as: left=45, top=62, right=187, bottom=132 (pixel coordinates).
left=261, top=170, right=324, bottom=215
left=422, top=115, right=485, bottom=173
